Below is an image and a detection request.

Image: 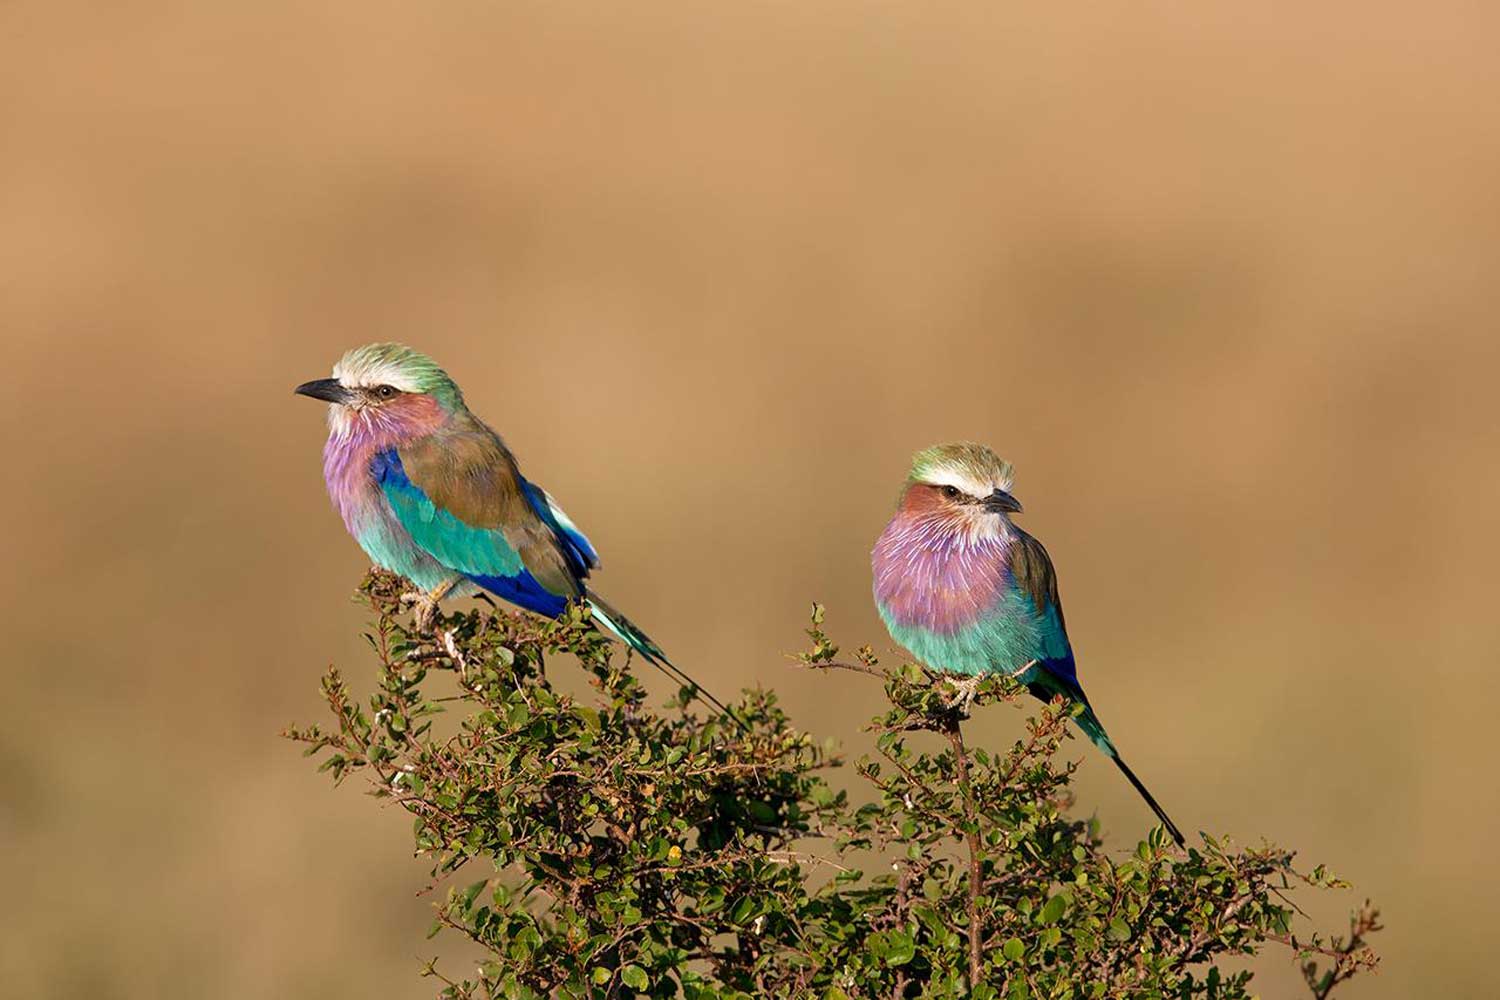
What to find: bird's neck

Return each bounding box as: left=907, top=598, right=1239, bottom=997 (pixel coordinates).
left=321, top=398, right=454, bottom=528
left=872, top=509, right=1014, bottom=632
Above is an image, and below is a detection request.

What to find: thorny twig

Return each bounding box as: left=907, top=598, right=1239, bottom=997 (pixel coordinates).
left=1273, top=902, right=1382, bottom=999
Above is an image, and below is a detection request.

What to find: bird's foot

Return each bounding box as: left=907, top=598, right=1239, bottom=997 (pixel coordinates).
left=942, top=675, right=984, bottom=717
left=399, top=576, right=463, bottom=633
left=399, top=591, right=441, bottom=632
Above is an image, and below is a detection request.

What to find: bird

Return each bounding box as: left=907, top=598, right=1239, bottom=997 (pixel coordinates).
left=294, top=343, right=731, bottom=718
left=870, top=442, right=1185, bottom=847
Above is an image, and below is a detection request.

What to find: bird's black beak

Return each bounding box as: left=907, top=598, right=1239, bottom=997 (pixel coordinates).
left=984, top=489, right=1023, bottom=514
left=294, top=378, right=353, bottom=404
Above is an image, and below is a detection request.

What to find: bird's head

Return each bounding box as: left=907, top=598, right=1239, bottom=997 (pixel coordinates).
left=898, top=442, right=1023, bottom=533
left=295, top=343, right=463, bottom=442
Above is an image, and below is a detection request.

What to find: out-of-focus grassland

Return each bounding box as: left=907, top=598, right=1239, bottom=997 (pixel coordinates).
left=2, top=4, right=1497, bottom=997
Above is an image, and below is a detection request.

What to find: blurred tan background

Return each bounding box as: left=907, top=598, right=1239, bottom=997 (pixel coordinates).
left=3, top=2, right=1498, bottom=997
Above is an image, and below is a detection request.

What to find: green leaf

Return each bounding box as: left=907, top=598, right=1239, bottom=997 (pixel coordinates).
left=1039, top=893, right=1067, bottom=925
left=1002, top=937, right=1025, bottom=961
left=459, top=879, right=487, bottom=912
left=620, top=965, right=649, bottom=990
left=886, top=931, right=915, bottom=966
left=730, top=896, right=756, bottom=925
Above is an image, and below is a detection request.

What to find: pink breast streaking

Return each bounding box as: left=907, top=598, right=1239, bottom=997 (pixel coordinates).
left=872, top=509, right=1009, bottom=634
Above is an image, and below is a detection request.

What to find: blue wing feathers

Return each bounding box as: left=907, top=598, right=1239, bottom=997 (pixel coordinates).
left=1008, top=590, right=1112, bottom=752
left=469, top=572, right=570, bottom=617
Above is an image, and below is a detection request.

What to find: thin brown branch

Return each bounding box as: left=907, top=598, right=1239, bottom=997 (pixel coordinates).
left=797, top=658, right=887, bottom=679
left=943, top=715, right=984, bottom=990
left=1270, top=901, right=1382, bottom=1000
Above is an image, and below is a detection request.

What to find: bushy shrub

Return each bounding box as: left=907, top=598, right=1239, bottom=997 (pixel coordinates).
left=286, top=573, right=1378, bottom=999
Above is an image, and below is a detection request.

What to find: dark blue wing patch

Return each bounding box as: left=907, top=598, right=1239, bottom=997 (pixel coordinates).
left=467, top=571, right=571, bottom=617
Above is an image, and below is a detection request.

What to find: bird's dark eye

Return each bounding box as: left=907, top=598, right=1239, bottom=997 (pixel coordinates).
left=373, top=385, right=398, bottom=399
left=941, top=485, right=962, bottom=500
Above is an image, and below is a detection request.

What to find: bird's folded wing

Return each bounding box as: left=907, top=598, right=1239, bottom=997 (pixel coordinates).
left=1007, top=530, right=1062, bottom=624
left=376, top=431, right=580, bottom=603
left=1004, top=529, right=1077, bottom=677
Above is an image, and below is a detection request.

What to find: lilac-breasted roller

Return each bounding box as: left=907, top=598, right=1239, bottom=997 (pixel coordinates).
left=295, top=343, right=728, bottom=716
left=871, top=443, right=1185, bottom=846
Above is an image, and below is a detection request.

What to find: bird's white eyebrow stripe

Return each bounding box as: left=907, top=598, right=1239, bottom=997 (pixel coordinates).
left=917, top=469, right=993, bottom=497
left=333, top=359, right=426, bottom=393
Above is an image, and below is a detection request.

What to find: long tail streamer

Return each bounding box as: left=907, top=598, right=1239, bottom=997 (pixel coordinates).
left=585, top=590, right=740, bottom=725
left=1110, top=754, right=1187, bottom=847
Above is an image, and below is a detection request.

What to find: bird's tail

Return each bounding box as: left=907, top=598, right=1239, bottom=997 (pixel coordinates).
left=583, top=589, right=738, bottom=724
left=1109, top=753, right=1186, bottom=848
left=1025, top=675, right=1185, bottom=848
